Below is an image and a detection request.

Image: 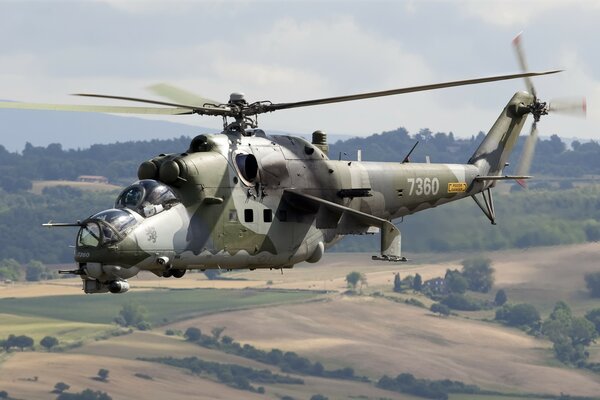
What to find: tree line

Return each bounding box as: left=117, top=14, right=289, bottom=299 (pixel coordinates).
left=2, top=128, right=600, bottom=192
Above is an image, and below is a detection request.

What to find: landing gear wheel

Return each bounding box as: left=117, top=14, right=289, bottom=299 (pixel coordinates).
left=162, top=270, right=173, bottom=278
left=172, top=269, right=186, bottom=278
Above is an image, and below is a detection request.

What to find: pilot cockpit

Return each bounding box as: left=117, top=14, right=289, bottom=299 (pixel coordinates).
left=115, top=179, right=179, bottom=218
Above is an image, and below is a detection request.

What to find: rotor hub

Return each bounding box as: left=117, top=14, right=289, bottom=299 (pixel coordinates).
left=529, top=99, right=548, bottom=122
left=229, top=92, right=247, bottom=105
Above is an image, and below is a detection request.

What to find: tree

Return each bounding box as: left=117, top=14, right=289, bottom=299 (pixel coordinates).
left=0, top=258, right=21, bottom=281
left=413, top=273, right=422, bottom=291
left=584, top=272, right=600, bottom=298
left=494, top=289, right=508, bottom=306
left=430, top=303, right=450, bottom=317
left=114, top=302, right=149, bottom=329
left=184, top=327, right=202, bottom=341
left=310, top=395, right=329, bottom=400
left=57, top=388, right=112, bottom=400
left=585, top=308, right=600, bottom=333
left=345, top=271, right=366, bottom=292
left=8, top=334, right=34, bottom=351
left=40, top=336, right=59, bottom=350
left=211, top=326, right=226, bottom=340
left=96, top=368, right=109, bottom=382
left=393, top=273, right=402, bottom=292
left=461, top=257, right=494, bottom=293
left=542, top=301, right=597, bottom=366
left=569, top=317, right=597, bottom=346
left=25, top=260, right=44, bottom=282
left=53, top=382, right=70, bottom=394
left=445, top=269, right=467, bottom=294
left=495, top=303, right=540, bottom=328
left=442, top=293, right=482, bottom=311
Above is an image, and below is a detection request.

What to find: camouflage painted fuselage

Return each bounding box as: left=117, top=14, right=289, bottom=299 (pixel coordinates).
left=75, top=91, right=533, bottom=287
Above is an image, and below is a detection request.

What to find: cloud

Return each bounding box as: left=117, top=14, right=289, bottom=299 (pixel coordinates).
left=459, top=0, right=599, bottom=27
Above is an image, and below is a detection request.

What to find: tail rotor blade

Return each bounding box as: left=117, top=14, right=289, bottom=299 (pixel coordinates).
left=549, top=97, right=587, bottom=117
left=512, top=32, right=537, bottom=98
left=515, top=122, right=539, bottom=188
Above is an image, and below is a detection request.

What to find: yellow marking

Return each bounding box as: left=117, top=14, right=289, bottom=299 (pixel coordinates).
left=448, top=182, right=467, bottom=193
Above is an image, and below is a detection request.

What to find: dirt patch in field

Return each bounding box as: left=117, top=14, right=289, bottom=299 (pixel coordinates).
left=0, top=352, right=267, bottom=400
left=168, top=295, right=600, bottom=397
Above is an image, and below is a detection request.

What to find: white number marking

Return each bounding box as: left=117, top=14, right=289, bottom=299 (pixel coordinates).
left=407, top=177, right=439, bottom=196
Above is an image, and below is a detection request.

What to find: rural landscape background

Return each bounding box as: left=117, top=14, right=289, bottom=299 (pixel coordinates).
left=0, top=123, right=599, bottom=400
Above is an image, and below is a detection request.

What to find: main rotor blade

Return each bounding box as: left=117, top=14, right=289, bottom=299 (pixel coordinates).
left=73, top=93, right=231, bottom=116
left=512, top=32, right=537, bottom=98
left=262, top=70, right=561, bottom=113
left=148, top=83, right=222, bottom=108
left=515, top=122, right=539, bottom=188
left=549, top=97, right=587, bottom=117
left=0, top=101, right=194, bottom=115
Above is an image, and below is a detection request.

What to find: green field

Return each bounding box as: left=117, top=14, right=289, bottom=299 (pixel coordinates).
left=0, top=313, right=111, bottom=344
left=0, top=288, right=321, bottom=326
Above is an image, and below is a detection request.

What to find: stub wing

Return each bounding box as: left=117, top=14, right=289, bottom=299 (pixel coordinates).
left=283, top=190, right=405, bottom=261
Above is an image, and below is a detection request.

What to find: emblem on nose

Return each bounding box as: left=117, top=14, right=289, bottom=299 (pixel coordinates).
left=146, top=226, right=157, bottom=243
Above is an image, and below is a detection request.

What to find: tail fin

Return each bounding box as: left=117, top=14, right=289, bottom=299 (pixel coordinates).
left=468, top=91, right=533, bottom=176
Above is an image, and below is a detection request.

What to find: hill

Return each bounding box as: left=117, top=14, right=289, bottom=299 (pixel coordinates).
left=0, top=108, right=208, bottom=152
left=1, top=244, right=599, bottom=400
left=2, top=126, right=600, bottom=191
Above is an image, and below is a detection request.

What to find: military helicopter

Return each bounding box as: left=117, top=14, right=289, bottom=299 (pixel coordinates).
left=0, top=34, right=585, bottom=293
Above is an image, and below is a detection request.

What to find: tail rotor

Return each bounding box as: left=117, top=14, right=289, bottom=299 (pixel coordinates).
left=512, top=33, right=586, bottom=187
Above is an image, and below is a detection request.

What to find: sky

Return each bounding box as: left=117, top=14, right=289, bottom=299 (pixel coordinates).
left=0, top=0, right=598, bottom=148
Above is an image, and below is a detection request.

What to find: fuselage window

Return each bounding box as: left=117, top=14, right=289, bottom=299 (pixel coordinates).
left=244, top=209, right=254, bottom=223
left=263, top=209, right=272, bottom=223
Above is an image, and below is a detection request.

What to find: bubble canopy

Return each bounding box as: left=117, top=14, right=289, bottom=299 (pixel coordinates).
left=78, top=208, right=137, bottom=248
left=115, top=179, right=179, bottom=217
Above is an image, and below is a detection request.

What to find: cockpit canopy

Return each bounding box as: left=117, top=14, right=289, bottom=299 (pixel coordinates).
left=77, top=208, right=137, bottom=248
left=115, top=180, right=179, bottom=217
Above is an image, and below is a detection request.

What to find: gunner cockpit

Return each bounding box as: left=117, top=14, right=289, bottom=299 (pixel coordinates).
left=115, top=179, right=179, bottom=218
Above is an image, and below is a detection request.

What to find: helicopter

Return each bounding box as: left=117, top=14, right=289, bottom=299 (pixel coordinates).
left=0, top=34, right=586, bottom=294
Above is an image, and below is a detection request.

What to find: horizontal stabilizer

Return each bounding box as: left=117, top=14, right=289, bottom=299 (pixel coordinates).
left=474, top=175, right=532, bottom=181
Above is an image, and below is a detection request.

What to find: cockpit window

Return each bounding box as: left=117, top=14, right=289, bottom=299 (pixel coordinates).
left=116, top=179, right=179, bottom=217
left=77, top=209, right=136, bottom=248
left=121, top=186, right=144, bottom=208
left=92, top=209, right=137, bottom=233
left=78, top=223, right=100, bottom=247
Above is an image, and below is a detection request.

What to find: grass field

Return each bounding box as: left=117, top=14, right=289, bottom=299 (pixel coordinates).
left=0, top=313, right=111, bottom=343
left=0, top=288, right=321, bottom=326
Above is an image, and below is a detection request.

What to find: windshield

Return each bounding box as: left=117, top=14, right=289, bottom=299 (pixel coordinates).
left=92, top=209, right=137, bottom=233
left=77, top=209, right=136, bottom=248
left=116, top=180, right=179, bottom=217
left=78, top=223, right=101, bottom=247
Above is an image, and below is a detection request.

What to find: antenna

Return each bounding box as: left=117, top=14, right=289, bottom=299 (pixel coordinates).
left=402, top=141, right=419, bottom=163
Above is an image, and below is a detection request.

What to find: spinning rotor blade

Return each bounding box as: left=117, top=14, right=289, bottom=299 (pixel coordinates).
left=549, top=97, right=587, bottom=117
left=513, top=32, right=537, bottom=98
left=515, top=122, right=539, bottom=188
left=73, top=93, right=231, bottom=116
left=261, top=70, right=561, bottom=112
left=148, top=83, right=222, bottom=108
left=0, top=101, right=193, bottom=115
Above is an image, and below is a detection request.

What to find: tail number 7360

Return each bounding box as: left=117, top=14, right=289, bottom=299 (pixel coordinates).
left=407, top=177, right=439, bottom=196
